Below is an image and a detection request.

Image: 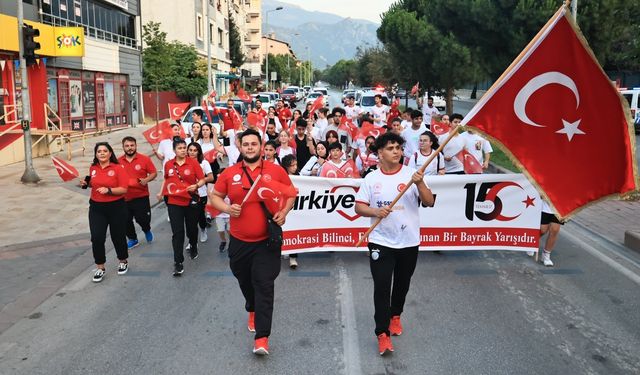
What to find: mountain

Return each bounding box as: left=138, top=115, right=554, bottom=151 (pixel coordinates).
left=262, top=0, right=380, bottom=68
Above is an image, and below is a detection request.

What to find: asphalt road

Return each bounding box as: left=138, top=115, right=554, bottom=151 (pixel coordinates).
left=1, top=202, right=640, bottom=374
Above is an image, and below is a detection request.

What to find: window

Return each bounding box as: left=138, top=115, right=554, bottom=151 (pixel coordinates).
left=209, top=22, right=214, bottom=44
left=196, top=14, right=204, bottom=40
left=218, top=28, right=223, bottom=47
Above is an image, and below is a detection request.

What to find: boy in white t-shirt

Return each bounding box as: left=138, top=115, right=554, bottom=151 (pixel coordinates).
left=215, top=195, right=231, bottom=252
left=355, top=132, right=434, bottom=356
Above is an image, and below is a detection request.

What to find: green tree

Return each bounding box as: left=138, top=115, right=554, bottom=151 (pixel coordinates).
left=142, top=21, right=207, bottom=99
left=228, top=15, right=246, bottom=69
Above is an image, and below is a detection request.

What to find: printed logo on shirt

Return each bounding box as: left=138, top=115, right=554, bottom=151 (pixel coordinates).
left=397, top=183, right=406, bottom=192
left=184, top=169, right=191, bottom=176
left=91, top=169, right=96, bottom=176
left=134, top=164, right=142, bottom=171
left=168, top=169, right=174, bottom=176
left=263, top=174, right=272, bottom=182
left=232, top=174, right=241, bottom=184
left=373, top=183, right=382, bottom=194
left=107, top=170, right=115, bottom=177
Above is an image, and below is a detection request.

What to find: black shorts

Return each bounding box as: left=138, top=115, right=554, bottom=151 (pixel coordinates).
left=541, top=212, right=564, bottom=225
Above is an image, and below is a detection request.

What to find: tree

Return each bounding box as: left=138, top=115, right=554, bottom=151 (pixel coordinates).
left=142, top=21, right=207, bottom=99
left=228, top=15, right=246, bottom=69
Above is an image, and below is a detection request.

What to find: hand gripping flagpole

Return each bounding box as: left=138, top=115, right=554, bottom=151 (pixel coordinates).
left=354, top=124, right=462, bottom=247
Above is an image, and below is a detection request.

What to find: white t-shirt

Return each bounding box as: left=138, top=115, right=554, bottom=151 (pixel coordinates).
left=355, top=165, right=421, bottom=248
left=400, top=119, right=412, bottom=130
left=421, top=104, right=440, bottom=126
left=401, top=124, right=427, bottom=158
left=438, top=133, right=465, bottom=173
left=459, top=131, right=492, bottom=164
left=344, top=105, right=362, bottom=122
left=198, top=139, right=216, bottom=154
left=198, top=160, right=212, bottom=197
left=157, top=139, right=175, bottom=168
left=225, top=145, right=240, bottom=166
left=407, top=149, right=444, bottom=176
left=277, top=146, right=294, bottom=159
left=370, top=104, right=389, bottom=127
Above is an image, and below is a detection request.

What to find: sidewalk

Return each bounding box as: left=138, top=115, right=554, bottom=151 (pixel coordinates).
left=0, top=125, right=164, bottom=248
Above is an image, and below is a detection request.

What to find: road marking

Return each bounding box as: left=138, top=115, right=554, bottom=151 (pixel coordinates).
left=336, top=260, right=362, bottom=375
left=563, top=227, right=640, bottom=286
left=202, top=271, right=234, bottom=277
left=288, top=271, right=330, bottom=277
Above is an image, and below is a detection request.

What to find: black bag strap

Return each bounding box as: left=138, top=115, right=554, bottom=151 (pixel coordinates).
left=242, top=164, right=273, bottom=219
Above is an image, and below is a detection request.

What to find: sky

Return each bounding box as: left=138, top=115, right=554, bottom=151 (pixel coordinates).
left=272, top=0, right=394, bottom=24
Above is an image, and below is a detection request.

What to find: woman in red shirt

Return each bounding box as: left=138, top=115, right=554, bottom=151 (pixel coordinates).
left=80, top=142, right=129, bottom=283
left=157, top=139, right=206, bottom=276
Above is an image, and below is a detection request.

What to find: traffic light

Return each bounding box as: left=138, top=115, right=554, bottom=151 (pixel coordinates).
left=23, top=24, right=40, bottom=66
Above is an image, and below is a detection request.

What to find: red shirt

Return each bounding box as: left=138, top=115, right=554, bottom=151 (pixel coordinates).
left=118, top=153, right=157, bottom=201
left=213, top=107, right=239, bottom=131
left=214, top=160, right=292, bottom=242
left=163, top=157, right=205, bottom=206
left=89, top=162, right=128, bottom=203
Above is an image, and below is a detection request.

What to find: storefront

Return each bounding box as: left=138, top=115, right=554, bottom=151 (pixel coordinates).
left=47, top=68, right=129, bottom=131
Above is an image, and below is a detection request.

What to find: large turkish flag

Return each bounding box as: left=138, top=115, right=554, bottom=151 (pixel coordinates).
left=462, top=6, right=637, bottom=218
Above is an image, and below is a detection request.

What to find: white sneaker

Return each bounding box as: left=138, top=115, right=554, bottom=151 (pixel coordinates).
left=186, top=243, right=191, bottom=251
left=527, top=251, right=535, bottom=257
left=289, top=257, right=298, bottom=269
left=542, top=251, right=554, bottom=267
left=200, top=228, right=208, bottom=242
left=92, top=268, right=105, bottom=283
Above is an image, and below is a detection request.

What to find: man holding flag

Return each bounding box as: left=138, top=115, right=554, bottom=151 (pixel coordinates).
left=209, top=128, right=296, bottom=356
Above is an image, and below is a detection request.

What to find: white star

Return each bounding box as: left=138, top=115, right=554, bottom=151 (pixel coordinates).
left=556, top=119, right=585, bottom=141
left=273, top=197, right=280, bottom=203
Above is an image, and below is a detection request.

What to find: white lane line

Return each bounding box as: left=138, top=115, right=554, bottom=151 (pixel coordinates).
left=563, top=228, right=640, bottom=286
left=337, top=261, right=362, bottom=375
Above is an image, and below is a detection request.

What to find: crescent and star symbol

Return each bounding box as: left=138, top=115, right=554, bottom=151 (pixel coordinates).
left=257, top=187, right=279, bottom=202
left=513, top=71, right=586, bottom=142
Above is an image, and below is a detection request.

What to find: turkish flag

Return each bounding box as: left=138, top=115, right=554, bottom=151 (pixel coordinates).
left=168, top=102, right=190, bottom=120
left=243, top=175, right=297, bottom=214
left=455, top=149, right=483, bottom=174
left=356, top=121, right=386, bottom=140
left=462, top=6, right=637, bottom=218
left=339, top=115, right=359, bottom=139
left=205, top=203, right=221, bottom=218
left=247, top=112, right=266, bottom=131
left=202, top=99, right=215, bottom=125
left=386, top=108, right=401, bottom=126
left=390, top=97, right=400, bottom=110
left=319, top=162, right=342, bottom=178
left=161, top=179, right=192, bottom=199
left=410, top=82, right=420, bottom=97
left=237, top=88, right=252, bottom=103
left=203, top=148, right=218, bottom=163
left=309, top=95, right=324, bottom=114
left=142, top=120, right=174, bottom=145
left=431, top=118, right=451, bottom=136
left=51, top=156, right=79, bottom=182
left=339, top=160, right=359, bottom=178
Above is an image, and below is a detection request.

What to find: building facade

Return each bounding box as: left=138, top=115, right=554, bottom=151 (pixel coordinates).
left=0, top=0, right=143, bottom=166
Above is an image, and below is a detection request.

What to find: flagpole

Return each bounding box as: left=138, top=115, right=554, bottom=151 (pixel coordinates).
left=355, top=124, right=462, bottom=247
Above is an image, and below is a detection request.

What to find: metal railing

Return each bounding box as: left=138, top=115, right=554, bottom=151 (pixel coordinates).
left=40, top=12, right=139, bottom=50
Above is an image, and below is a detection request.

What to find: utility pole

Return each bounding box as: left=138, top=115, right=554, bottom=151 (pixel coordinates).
left=265, top=7, right=283, bottom=91
left=206, top=0, right=212, bottom=94
left=17, top=0, right=40, bottom=183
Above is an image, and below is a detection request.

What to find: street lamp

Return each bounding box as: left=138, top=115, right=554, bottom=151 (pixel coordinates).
left=265, top=6, right=283, bottom=91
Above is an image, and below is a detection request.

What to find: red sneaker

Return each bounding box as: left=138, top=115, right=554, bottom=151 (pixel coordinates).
left=377, top=333, right=394, bottom=356
left=253, top=337, right=269, bottom=355
left=389, top=315, right=403, bottom=336
left=248, top=312, right=255, bottom=332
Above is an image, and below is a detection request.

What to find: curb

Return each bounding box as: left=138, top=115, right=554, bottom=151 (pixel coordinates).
left=625, top=231, right=640, bottom=254
left=0, top=233, right=90, bottom=253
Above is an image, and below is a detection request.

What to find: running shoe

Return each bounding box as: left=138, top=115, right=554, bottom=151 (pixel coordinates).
left=389, top=315, right=403, bottom=336
left=127, top=239, right=139, bottom=249
left=219, top=241, right=227, bottom=252
left=527, top=251, right=535, bottom=257
left=289, top=257, right=298, bottom=269
left=117, top=262, right=129, bottom=275
left=145, top=231, right=154, bottom=243
left=200, top=228, right=208, bottom=242
left=377, top=333, right=394, bottom=356
left=93, top=268, right=105, bottom=283
left=248, top=311, right=256, bottom=332
left=253, top=337, right=269, bottom=355
left=173, top=263, right=184, bottom=277
left=542, top=251, right=554, bottom=267
left=189, top=246, right=198, bottom=260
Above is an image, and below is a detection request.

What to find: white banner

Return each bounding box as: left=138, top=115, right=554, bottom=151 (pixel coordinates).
left=283, top=174, right=541, bottom=253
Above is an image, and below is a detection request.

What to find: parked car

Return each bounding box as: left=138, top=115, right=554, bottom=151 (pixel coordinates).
left=288, top=86, right=304, bottom=101
left=255, top=94, right=276, bottom=109
left=432, top=95, right=446, bottom=111
left=342, top=89, right=355, bottom=103
left=357, top=90, right=390, bottom=115
left=305, top=91, right=329, bottom=107
left=313, top=87, right=330, bottom=103
left=303, top=85, right=312, bottom=94
left=181, top=101, right=248, bottom=134
left=281, top=88, right=298, bottom=103
left=620, top=88, right=640, bottom=133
